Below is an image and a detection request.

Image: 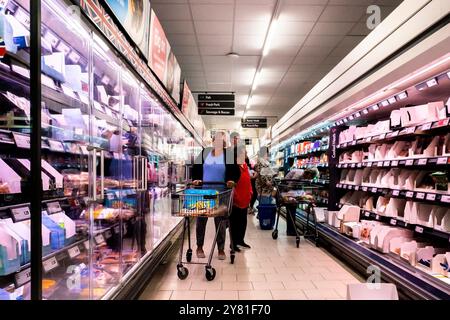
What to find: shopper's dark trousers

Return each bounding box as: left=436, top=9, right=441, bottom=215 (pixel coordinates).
left=230, top=206, right=247, bottom=246
left=196, top=216, right=226, bottom=251
left=286, top=204, right=297, bottom=236
left=250, top=179, right=257, bottom=209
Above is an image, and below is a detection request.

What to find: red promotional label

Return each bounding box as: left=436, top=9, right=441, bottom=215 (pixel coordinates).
left=149, top=10, right=168, bottom=82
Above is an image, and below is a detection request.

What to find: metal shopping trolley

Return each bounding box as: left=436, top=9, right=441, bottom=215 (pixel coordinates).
left=171, top=182, right=235, bottom=281
left=272, top=179, right=320, bottom=248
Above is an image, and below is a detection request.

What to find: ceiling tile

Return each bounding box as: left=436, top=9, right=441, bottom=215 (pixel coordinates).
left=234, top=35, right=265, bottom=55
left=163, top=21, right=195, bottom=34
left=288, top=64, right=320, bottom=72
left=293, top=55, right=325, bottom=65
left=303, top=35, right=345, bottom=47
left=328, top=46, right=352, bottom=58
left=199, top=46, right=231, bottom=55
left=279, top=5, right=324, bottom=22
left=182, top=63, right=204, bottom=72
left=338, top=35, right=366, bottom=47
left=348, top=22, right=372, bottom=36
left=322, top=55, right=345, bottom=65
left=177, top=55, right=203, bottom=64
left=202, top=56, right=232, bottom=65
left=194, top=21, right=233, bottom=35
left=283, top=71, right=312, bottom=81
left=152, top=4, right=191, bottom=20
left=319, top=5, right=366, bottom=22
left=166, top=34, right=198, bottom=46
left=235, top=4, right=274, bottom=21
left=271, top=35, right=307, bottom=49
left=259, top=69, right=286, bottom=79
left=204, top=63, right=234, bottom=72
left=235, top=21, right=270, bottom=35
left=171, top=46, right=200, bottom=55
left=269, top=45, right=302, bottom=57
left=189, top=0, right=234, bottom=5
left=328, top=0, right=373, bottom=5
left=197, top=35, right=233, bottom=47
left=284, top=0, right=328, bottom=4
left=276, top=21, right=315, bottom=35
left=297, top=45, right=334, bottom=58
left=191, top=4, right=234, bottom=20
left=185, top=71, right=205, bottom=78
left=311, top=22, right=354, bottom=35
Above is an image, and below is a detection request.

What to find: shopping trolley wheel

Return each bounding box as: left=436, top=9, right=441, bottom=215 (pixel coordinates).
left=230, top=253, right=235, bottom=264
left=205, top=267, right=216, bottom=281
left=296, top=237, right=300, bottom=248
left=186, top=249, right=192, bottom=262
left=272, top=230, right=278, bottom=240
left=177, top=265, right=189, bottom=280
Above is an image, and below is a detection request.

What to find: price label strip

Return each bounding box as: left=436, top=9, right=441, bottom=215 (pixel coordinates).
left=390, top=219, right=397, bottom=226
left=441, top=195, right=450, bottom=203
left=392, top=190, right=400, bottom=196
left=406, top=191, right=414, bottom=198
left=68, top=246, right=81, bottom=259
left=11, top=206, right=31, bottom=222
left=416, top=192, right=425, bottom=200
left=437, top=157, right=448, bottom=165
left=405, top=159, right=414, bottom=166
left=43, top=256, right=59, bottom=273
left=415, top=226, right=424, bottom=234
left=426, top=193, right=436, bottom=201
left=417, top=158, right=428, bottom=166
left=14, top=267, right=32, bottom=288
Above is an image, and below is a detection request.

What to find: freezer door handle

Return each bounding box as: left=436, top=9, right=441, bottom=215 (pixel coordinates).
left=99, top=149, right=104, bottom=201
left=142, top=157, right=148, bottom=191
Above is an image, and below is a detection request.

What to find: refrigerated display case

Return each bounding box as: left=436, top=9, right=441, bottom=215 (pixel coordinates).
left=0, top=0, right=203, bottom=300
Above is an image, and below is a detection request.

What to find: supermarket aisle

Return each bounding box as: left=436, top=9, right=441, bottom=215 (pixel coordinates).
left=139, top=215, right=363, bottom=300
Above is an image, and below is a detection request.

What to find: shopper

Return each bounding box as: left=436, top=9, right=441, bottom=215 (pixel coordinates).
left=192, top=131, right=240, bottom=260
left=247, top=157, right=257, bottom=215
left=254, top=146, right=275, bottom=205
left=230, top=131, right=241, bottom=147
left=230, top=145, right=252, bottom=251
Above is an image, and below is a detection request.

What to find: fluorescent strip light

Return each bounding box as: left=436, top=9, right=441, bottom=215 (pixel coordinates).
left=252, top=71, right=260, bottom=91
left=263, top=19, right=278, bottom=56
left=246, top=96, right=253, bottom=109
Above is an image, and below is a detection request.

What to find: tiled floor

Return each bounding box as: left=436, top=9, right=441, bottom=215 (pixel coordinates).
left=139, top=215, right=363, bottom=300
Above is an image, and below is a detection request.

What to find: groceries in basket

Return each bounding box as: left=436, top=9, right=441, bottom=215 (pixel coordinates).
left=281, top=189, right=314, bottom=203
left=180, top=189, right=228, bottom=216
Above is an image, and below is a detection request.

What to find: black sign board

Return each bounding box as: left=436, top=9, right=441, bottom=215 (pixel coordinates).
left=245, top=139, right=251, bottom=145
left=198, top=101, right=235, bottom=109
left=199, top=109, right=235, bottom=116
left=198, top=94, right=235, bottom=101
left=241, top=117, right=267, bottom=128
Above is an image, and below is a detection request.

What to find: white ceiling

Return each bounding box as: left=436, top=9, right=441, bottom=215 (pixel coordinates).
left=152, top=0, right=402, bottom=131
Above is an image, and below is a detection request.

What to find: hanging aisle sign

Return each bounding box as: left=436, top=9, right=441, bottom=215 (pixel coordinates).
left=241, top=117, right=267, bottom=128
left=198, top=93, right=235, bottom=115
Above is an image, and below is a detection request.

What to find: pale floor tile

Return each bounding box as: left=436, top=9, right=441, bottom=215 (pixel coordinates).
left=205, top=290, right=239, bottom=300
left=271, top=290, right=307, bottom=300
left=238, top=290, right=273, bottom=300
left=294, top=273, right=325, bottom=281
left=139, top=216, right=362, bottom=300
left=220, top=274, right=237, bottom=282
left=274, top=267, right=305, bottom=275
left=282, top=280, right=316, bottom=290
left=264, top=273, right=296, bottom=282
left=303, top=288, right=342, bottom=300
left=159, top=280, right=192, bottom=291
left=171, top=290, right=205, bottom=300
left=142, top=290, right=172, bottom=300
left=237, top=274, right=267, bottom=282
left=252, top=281, right=285, bottom=290
left=190, top=280, right=223, bottom=291
left=312, top=280, right=347, bottom=291
left=222, top=281, right=253, bottom=290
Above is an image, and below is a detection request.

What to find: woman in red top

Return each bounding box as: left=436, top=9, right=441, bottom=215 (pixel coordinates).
left=230, top=146, right=253, bottom=252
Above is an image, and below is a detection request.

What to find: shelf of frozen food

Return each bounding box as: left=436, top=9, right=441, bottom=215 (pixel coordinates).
left=0, top=61, right=132, bottom=134
left=337, top=156, right=450, bottom=169
left=336, top=183, right=450, bottom=207
left=293, top=211, right=450, bottom=299
left=0, top=237, right=88, bottom=290
left=337, top=118, right=450, bottom=150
